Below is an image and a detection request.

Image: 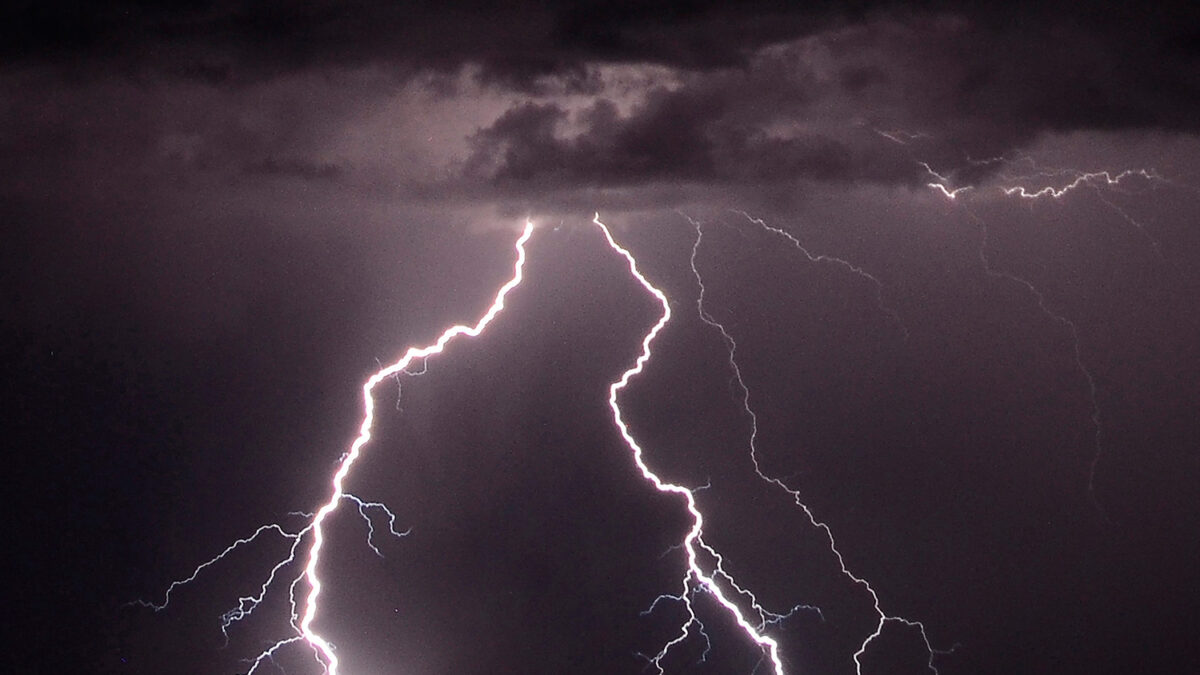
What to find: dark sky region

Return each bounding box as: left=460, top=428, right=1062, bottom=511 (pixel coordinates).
left=5, top=2, right=1200, bottom=674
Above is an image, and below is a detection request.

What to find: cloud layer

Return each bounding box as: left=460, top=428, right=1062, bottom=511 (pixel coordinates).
left=5, top=3, right=1198, bottom=216
left=2, top=2, right=1198, bottom=220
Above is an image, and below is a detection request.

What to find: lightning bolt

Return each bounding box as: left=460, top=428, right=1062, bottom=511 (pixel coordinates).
left=993, top=161, right=1183, bottom=273
left=593, top=213, right=795, bottom=675
left=685, top=213, right=948, bottom=674
left=919, top=165, right=1115, bottom=518
left=141, top=215, right=819, bottom=673
left=997, top=167, right=1160, bottom=200
left=904, top=136, right=1187, bottom=520
left=296, top=220, right=533, bottom=673
left=144, top=184, right=1173, bottom=671
left=920, top=162, right=972, bottom=200
left=130, top=492, right=408, bottom=666
left=135, top=221, right=534, bottom=673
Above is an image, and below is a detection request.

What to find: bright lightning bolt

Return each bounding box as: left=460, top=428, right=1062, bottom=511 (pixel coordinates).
left=593, top=213, right=792, bottom=675
left=685, top=213, right=948, bottom=674
left=998, top=168, right=1160, bottom=200
left=993, top=161, right=1180, bottom=271
left=143, top=214, right=813, bottom=673
left=136, top=220, right=534, bottom=673
left=143, top=190, right=1158, bottom=671
left=920, top=162, right=972, bottom=200
left=297, top=220, right=533, bottom=673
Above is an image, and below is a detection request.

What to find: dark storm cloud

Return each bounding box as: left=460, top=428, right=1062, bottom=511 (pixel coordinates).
left=3, top=1, right=1199, bottom=202
left=0, top=1, right=857, bottom=85
left=462, top=95, right=722, bottom=186
left=7, top=1, right=1196, bottom=95
left=459, top=90, right=891, bottom=191
left=449, top=5, right=1200, bottom=198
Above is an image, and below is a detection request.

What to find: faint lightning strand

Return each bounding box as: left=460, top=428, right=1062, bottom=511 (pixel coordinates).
left=1090, top=189, right=1176, bottom=272
left=873, top=128, right=930, bottom=146
left=134, top=492, right=407, bottom=658
left=219, top=524, right=309, bottom=641
left=962, top=208, right=1108, bottom=520
left=890, top=133, right=1172, bottom=520
left=297, top=220, right=534, bottom=674
left=242, top=636, right=304, bottom=675
left=593, top=213, right=788, bottom=675
left=376, top=354, right=431, bottom=412
left=697, top=538, right=825, bottom=630
left=638, top=588, right=711, bottom=668
left=687, top=217, right=945, bottom=674
left=133, top=523, right=300, bottom=613
left=345, top=494, right=412, bottom=556
left=730, top=210, right=908, bottom=340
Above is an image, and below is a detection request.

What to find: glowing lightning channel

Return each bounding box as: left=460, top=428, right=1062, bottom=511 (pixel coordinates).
left=911, top=146, right=1178, bottom=519
left=593, top=214, right=789, bottom=675
left=918, top=171, right=1109, bottom=518
left=131, top=492, right=408, bottom=659
left=995, top=162, right=1182, bottom=272
left=137, top=220, right=534, bottom=673
left=297, top=220, right=534, bottom=673
left=999, top=168, right=1160, bottom=200
left=920, top=162, right=972, bottom=200
left=686, top=214, right=948, bottom=674
left=922, top=154, right=1174, bottom=267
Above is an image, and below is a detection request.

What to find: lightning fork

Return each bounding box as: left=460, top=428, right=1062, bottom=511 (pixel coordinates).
left=920, top=161, right=973, bottom=200
left=927, top=173, right=1105, bottom=505
left=916, top=151, right=1177, bottom=520
left=593, top=213, right=791, bottom=675
left=686, top=215, right=947, bottom=675
left=924, top=147, right=1177, bottom=268
left=296, top=220, right=534, bottom=673
left=136, top=221, right=534, bottom=674
left=131, top=492, right=407, bottom=668
left=875, top=129, right=930, bottom=146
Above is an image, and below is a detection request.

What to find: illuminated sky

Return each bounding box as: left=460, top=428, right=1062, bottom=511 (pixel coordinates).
left=5, top=2, right=1199, bottom=674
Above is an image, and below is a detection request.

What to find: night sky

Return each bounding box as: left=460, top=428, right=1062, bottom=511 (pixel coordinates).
left=5, top=2, right=1200, bottom=674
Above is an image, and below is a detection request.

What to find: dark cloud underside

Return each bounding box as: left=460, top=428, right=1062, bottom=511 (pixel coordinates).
left=4, top=2, right=1199, bottom=203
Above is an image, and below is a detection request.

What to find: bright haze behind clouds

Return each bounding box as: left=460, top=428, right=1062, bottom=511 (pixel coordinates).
left=4, top=2, right=1199, bottom=674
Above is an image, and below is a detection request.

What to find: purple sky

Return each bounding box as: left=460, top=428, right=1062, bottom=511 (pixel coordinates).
left=5, top=3, right=1199, bottom=674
